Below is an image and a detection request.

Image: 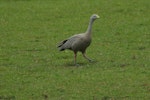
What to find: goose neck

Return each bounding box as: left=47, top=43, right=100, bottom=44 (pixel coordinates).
left=86, top=19, right=94, bottom=35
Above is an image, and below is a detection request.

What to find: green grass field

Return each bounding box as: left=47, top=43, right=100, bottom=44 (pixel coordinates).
left=0, top=0, right=150, bottom=100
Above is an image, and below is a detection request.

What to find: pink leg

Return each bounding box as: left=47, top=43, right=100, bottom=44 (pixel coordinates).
left=74, top=52, right=77, bottom=65
left=82, top=53, right=92, bottom=62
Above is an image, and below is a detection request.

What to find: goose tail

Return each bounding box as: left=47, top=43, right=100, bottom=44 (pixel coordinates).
left=57, top=39, right=68, bottom=51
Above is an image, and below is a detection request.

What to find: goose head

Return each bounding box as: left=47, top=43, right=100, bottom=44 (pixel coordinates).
left=90, top=14, right=100, bottom=20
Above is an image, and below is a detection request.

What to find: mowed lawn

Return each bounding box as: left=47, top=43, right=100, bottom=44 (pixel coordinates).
left=0, top=0, right=150, bottom=100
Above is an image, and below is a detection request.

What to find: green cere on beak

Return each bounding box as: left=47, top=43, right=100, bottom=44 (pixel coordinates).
left=96, top=15, right=100, bottom=18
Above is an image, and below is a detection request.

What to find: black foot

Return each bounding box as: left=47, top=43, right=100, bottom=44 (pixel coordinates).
left=88, top=59, right=93, bottom=62
left=75, top=63, right=80, bottom=66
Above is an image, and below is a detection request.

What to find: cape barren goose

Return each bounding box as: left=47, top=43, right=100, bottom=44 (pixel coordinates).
left=57, top=14, right=99, bottom=65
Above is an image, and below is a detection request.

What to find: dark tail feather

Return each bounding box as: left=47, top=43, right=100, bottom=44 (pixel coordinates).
left=57, top=39, right=68, bottom=51
left=59, top=48, right=65, bottom=51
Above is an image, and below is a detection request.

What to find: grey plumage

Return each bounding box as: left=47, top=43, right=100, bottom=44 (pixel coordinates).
left=57, top=14, right=100, bottom=65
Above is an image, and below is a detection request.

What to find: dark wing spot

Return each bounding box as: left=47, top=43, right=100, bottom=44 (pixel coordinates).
left=57, top=39, right=68, bottom=47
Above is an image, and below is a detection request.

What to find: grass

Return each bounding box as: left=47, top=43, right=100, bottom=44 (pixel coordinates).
left=0, top=0, right=150, bottom=100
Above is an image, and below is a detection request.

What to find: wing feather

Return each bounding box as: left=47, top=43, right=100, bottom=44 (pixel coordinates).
left=57, top=34, right=85, bottom=51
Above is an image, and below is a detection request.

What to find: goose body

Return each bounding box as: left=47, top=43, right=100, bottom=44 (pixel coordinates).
left=58, top=33, right=91, bottom=52
left=57, top=14, right=99, bottom=65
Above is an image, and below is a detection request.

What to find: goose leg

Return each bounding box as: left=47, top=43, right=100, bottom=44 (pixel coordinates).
left=74, top=51, right=78, bottom=66
left=82, top=53, right=92, bottom=62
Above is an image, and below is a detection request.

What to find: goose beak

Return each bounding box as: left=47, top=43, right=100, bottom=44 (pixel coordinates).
left=96, top=15, right=100, bottom=19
